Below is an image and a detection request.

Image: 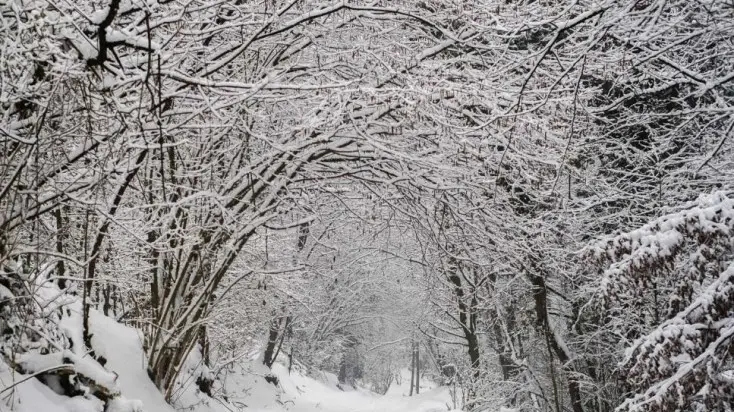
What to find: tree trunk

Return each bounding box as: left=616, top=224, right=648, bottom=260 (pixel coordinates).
left=415, top=342, right=420, bottom=395
left=54, top=207, right=66, bottom=289
left=447, top=273, right=480, bottom=380
left=409, top=341, right=415, bottom=396
left=83, top=149, right=147, bottom=348
left=263, top=318, right=281, bottom=368
left=529, top=270, right=584, bottom=412
left=288, top=346, right=294, bottom=375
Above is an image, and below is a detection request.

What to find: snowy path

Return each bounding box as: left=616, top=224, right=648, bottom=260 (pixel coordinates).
left=269, top=364, right=456, bottom=412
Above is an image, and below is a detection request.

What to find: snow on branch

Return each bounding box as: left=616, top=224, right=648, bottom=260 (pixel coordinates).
left=584, top=191, right=734, bottom=411
left=588, top=191, right=734, bottom=309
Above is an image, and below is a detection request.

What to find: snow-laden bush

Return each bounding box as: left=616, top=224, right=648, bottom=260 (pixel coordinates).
left=0, top=261, right=141, bottom=412
left=586, top=191, right=734, bottom=411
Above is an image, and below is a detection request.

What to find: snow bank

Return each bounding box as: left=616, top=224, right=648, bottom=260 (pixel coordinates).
left=0, top=358, right=104, bottom=412
left=88, top=310, right=175, bottom=412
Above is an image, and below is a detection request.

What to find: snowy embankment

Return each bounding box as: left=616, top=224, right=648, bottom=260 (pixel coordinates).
left=2, top=293, right=456, bottom=412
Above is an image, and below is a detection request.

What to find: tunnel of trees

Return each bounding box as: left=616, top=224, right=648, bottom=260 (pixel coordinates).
left=1, top=0, right=734, bottom=411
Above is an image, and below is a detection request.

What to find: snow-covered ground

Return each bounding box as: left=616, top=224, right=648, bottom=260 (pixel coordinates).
left=263, top=364, right=456, bottom=412
left=1, top=306, right=458, bottom=412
